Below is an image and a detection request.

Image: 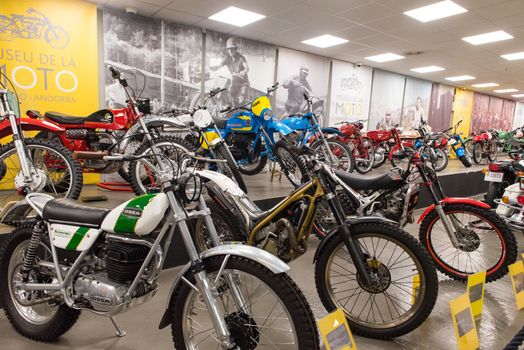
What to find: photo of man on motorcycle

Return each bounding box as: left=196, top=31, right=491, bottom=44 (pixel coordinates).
left=283, top=66, right=313, bottom=115
left=209, top=37, right=250, bottom=107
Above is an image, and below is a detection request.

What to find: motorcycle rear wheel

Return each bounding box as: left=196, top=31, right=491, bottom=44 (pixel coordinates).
left=0, top=222, right=80, bottom=341
left=419, top=203, right=517, bottom=282
left=274, top=141, right=309, bottom=187
left=472, top=142, right=483, bottom=164
left=311, top=138, right=354, bottom=173
left=314, top=222, right=438, bottom=339
left=432, top=148, right=448, bottom=172
left=170, top=255, right=319, bottom=349
left=237, top=138, right=268, bottom=176
left=372, top=143, right=388, bottom=168
left=354, top=137, right=375, bottom=174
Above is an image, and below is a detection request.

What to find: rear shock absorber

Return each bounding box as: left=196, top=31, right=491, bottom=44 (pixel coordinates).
left=21, top=221, right=45, bottom=281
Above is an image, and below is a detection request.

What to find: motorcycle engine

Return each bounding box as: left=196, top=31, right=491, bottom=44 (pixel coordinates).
left=375, top=187, right=407, bottom=222
left=83, top=134, right=122, bottom=173
left=74, top=242, right=151, bottom=312
left=228, top=134, right=253, bottom=160
left=254, top=200, right=308, bottom=262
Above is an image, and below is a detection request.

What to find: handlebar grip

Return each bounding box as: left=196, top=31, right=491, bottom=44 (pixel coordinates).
left=109, top=66, right=120, bottom=79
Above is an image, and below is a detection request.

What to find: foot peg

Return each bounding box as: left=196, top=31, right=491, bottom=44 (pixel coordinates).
left=110, top=316, right=126, bottom=337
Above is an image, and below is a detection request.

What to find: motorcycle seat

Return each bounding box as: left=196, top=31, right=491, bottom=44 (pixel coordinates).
left=334, top=170, right=403, bottom=191
left=45, top=109, right=114, bottom=125
left=42, top=198, right=110, bottom=228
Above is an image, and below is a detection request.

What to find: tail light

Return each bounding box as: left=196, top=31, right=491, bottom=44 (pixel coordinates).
left=518, top=195, right=524, bottom=205
left=488, top=163, right=501, bottom=172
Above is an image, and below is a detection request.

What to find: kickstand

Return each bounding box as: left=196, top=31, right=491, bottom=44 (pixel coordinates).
left=270, top=161, right=282, bottom=182
left=110, top=316, right=126, bottom=337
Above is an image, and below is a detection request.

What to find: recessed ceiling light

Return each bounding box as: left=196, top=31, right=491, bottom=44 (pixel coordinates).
left=501, top=51, right=524, bottom=61
left=512, top=94, right=524, bottom=98
left=209, top=6, right=265, bottom=27
left=302, top=34, right=348, bottom=48
left=462, top=30, right=513, bottom=45
left=445, top=75, right=475, bottom=82
left=410, top=65, right=445, bottom=73
left=494, top=88, right=518, bottom=93
left=404, top=1, right=467, bottom=23
left=365, top=53, right=405, bottom=63
left=472, top=82, right=499, bottom=88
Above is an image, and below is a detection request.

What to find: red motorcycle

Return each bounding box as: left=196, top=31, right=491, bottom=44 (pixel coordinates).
left=335, top=120, right=375, bottom=174
left=468, top=129, right=497, bottom=165
left=366, top=126, right=415, bottom=168
left=25, top=67, right=185, bottom=181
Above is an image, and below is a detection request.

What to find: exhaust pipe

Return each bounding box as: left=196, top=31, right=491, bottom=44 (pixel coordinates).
left=73, top=151, right=108, bottom=160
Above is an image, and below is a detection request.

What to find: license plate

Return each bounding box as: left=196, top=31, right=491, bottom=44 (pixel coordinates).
left=484, top=171, right=503, bottom=182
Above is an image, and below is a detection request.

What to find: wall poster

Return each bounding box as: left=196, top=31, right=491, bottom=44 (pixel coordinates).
left=204, top=31, right=275, bottom=116
left=501, top=99, right=516, bottom=131
left=401, top=77, right=432, bottom=131
left=428, top=83, right=454, bottom=132
left=513, top=102, right=524, bottom=129
left=368, top=70, right=405, bottom=130
left=470, top=93, right=490, bottom=134
left=329, top=60, right=372, bottom=127
left=275, top=47, right=330, bottom=121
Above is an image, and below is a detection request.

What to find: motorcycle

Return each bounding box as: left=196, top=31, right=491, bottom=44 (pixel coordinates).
left=413, top=121, right=449, bottom=172
left=366, top=128, right=392, bottom=168
left=195, top=141, right=439, bottom=339
left=445, top=120, right=473, bottom=167
left=484, top=151, right=524, bottom=207
left=0, top=72, right=83, bottom=208
left=493, top=127, right=524, bottom=154
left=494, top=177, right=524, bottom=232
left=468, top=129, right=497, bottom=164
left=27, top=67, right=187, bottom=182
left=334, top=120, right=375, bottom=174
left=203, top=83, right=309, bottom=187
left=280, top=94, right=354, bottom=173
left=0, top=118, right=319, bottom=349
left=314, top=149, right=517, bottom=283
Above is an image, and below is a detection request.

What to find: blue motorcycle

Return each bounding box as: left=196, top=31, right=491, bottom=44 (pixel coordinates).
left=445, top=120, right=473, bottom=167
left=280, top=95, right=354, bottom=173
left=201, top=83, right=309, bottom=187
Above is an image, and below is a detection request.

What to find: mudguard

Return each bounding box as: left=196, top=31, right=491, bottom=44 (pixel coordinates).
left=313, top=216, right=397, bottom=263
left=321, top=127, right=343, bottom=136
left=417, top=198, right=491, bottom=224
left=0, top=118, right=65, bottom=139
left=268, top=120, right=294, bottom=136
left=388, top=142, right=414, bottom=160
left=158, top=244, right=289, bottom=329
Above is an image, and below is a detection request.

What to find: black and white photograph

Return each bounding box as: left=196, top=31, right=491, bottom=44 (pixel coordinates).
left=401, top=77, right=432, bottom=131
left=204, top=31, right=275, bottom=115
left=275, top=47, right=330, bottom=119
left=369, top=70, right=405, bottom=130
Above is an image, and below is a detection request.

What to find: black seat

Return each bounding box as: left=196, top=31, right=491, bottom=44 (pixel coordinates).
left=45, top=109, right=113, bottom=125
left=42, top=199, right=110, bottom=228
left=335, top=170, right=403, bottom=191
left=213, top=117, right=227, bottom=129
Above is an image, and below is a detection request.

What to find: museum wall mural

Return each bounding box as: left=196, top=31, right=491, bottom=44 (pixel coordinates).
left=329, top=60, right=372, bottom=127
left=401, top=77, right=432, bottom=131
left=428, top=83, right=454, bottom=132
left=452, top=89, right=474, bottom=137
left=513, top=102, right=524, bottom=129
left=368, top=70, right=405, bottom=131
left=470, top=93, right=515, bottom=134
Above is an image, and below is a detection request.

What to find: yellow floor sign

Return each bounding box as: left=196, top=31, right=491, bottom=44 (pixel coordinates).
left=508, top=260, right=524, bottom=310
left=318, top=309, right=357, bottom=350
left=449, top=294, right=479, bottom=350
left=467, top=271, right=486, bottom=318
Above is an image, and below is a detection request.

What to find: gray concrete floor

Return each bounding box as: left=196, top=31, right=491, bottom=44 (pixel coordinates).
left=0, top=159, right=523, bottom=349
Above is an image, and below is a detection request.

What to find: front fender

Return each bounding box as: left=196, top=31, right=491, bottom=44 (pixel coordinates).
left=313, top=216, right=398, bottom=262
left=0, top=118, right=65, bottom=139
left=158, top=244, right=289, bottom=329
left=268, top=120, right=294, bottom=136
left=193, top=168, right=245, bottom=196
left=321, top=127, right=343, bottom=136
left=417, top=198, right=491, bottom=224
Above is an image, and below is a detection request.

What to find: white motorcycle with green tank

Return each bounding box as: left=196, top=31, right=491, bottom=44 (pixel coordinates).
left=0, top=111, right=319, bottom=349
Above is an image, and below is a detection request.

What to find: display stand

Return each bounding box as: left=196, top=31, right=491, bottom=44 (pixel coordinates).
left=96, top=182, right=133, bottom=192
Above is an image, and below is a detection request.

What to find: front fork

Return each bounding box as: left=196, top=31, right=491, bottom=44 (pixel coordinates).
left=9, top=114, right=34, bottom=183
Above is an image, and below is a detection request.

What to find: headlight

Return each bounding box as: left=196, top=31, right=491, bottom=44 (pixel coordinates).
left=177, top=173, right=202, bottom=203
left=262, top=109, right=272, bottom=121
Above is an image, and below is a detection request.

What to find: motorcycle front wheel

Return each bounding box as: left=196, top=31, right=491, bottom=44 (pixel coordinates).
left=314, top=222, right=438, bottom=339
left=372, top=143, right=388, bottom=168
left=354, top=137, right=375, bottom=174
left=432, top=148, right=448, bottom=172
left=311, top=138, right=354, bottom=173
left=170, top=255, right=319, bottom=349
left=419, top=203, right=517, bottom=282
left=472, top=142, right=483, bottom=164
left=274, top=141, right=309, bottom=187
left=0, top=140, right=82, bottom=206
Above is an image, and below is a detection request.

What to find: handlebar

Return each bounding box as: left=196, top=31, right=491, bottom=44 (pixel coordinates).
left=267, top=82, right=279, bottom=94
left=109, top=67, right=120, bottom=79
left=209, top=87, right=227, bottom=98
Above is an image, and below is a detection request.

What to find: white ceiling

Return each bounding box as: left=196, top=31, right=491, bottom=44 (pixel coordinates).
left=89, top=0, right=524, bottom=100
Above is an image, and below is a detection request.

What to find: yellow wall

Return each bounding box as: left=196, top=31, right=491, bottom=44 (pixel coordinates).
left=452, top=89, right=474, bottom=137
left=1, top=0, right=99, bottom=183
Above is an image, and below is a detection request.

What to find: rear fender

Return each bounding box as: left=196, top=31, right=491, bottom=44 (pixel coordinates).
left=313, top=216, right=398, bottom=262
left=158, top=245, right=289, bottom=329
left=417, top=198, right=491, bottom=224
left=0, top=118, right=65, bottom=139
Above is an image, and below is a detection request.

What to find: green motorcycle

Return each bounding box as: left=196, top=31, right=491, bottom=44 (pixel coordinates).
left=493, top=128, right=524, bottom=154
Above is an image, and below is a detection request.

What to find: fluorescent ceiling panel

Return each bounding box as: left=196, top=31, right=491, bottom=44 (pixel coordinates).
left=445, top=75, right=475, bottom=81
left=302, top=34, right=348, bottom=48
left=365, top=53, right=405, bottom=62
left=462, top=30, right=513, bottom=45
left=494, top=88, right=518, bottom=93
left=501, top=52, right=524, bottom=61
left=472, top=82, right=499, bottom=88
left=209, top=6, right=265, bottom=27
left=410, top=65, right=445, bottom=73
left=404, top=1, right=467, bottom=23
left=512, top=94, right=524, bottom=98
